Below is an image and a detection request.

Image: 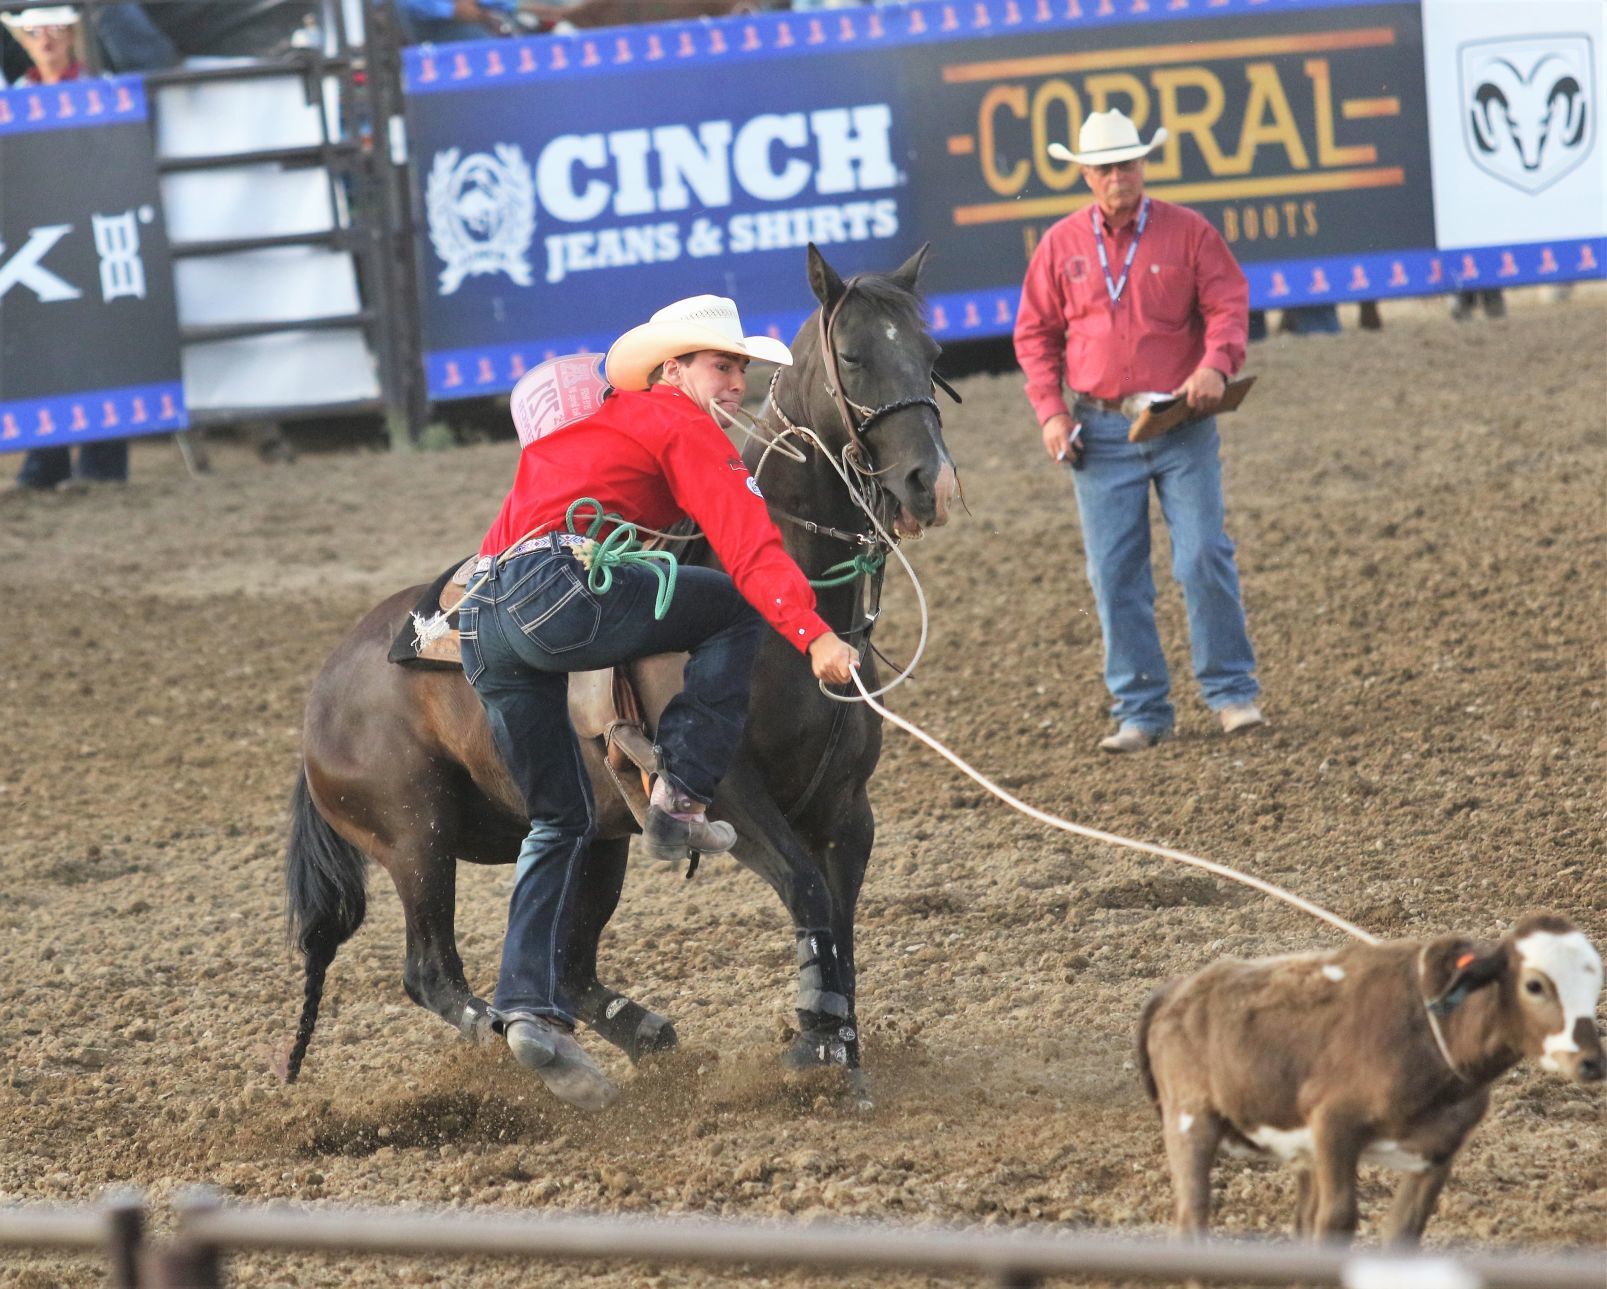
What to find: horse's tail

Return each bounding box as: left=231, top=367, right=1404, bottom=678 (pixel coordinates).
left=283, top=769, right=368, bottom=1083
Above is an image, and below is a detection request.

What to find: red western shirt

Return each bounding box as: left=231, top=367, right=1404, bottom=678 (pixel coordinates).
left=479, top=383, right=831, bottom=652
left=1014, top=196, right=1248, bottom=424
left=13, top=60, right=82, bottom=87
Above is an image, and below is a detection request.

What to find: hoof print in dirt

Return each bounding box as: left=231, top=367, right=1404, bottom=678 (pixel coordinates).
left=1083, top=874, right=1240, bottom=911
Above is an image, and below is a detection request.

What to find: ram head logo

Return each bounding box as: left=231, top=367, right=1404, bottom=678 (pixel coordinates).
left=1460, top=35, right=1596, bottom=194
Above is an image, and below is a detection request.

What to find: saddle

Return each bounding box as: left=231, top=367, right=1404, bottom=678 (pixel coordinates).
left=387, top=558, right=679, bottom=829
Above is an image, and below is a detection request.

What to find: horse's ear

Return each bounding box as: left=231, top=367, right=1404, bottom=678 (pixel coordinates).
left=890, top=242, right=930, bottom=292
left=807, top=243, right=847, bottom=309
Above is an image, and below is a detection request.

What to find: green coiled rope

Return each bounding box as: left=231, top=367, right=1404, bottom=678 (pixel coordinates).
left=564, top=498, right=679, bottom=621
left=560, top=497, right=884, bottom=618
left=807, top=548, right=887, bottom=588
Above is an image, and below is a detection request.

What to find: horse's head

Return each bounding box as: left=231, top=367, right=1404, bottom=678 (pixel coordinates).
left=781, top=243, right=957, bottom=537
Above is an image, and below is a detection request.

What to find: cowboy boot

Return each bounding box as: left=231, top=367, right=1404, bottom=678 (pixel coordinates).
left=642, top=777, right=737, bottom=861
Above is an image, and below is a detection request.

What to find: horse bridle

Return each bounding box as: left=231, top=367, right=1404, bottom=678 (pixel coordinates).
left=763, top=275, right=959, bottom=494
left=812, top=276, right=960, bottom=472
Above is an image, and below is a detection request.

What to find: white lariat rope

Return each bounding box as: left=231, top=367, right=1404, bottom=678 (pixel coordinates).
left=749, top=391, right=931, bottom=702
left=785, top=393, right=1377, bottom=946
left=844, top=665, right=1380, bottom=947
left=1418, top=946, right=1474, bottom=1083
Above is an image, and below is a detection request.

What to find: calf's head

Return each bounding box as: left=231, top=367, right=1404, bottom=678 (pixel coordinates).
left=1429, top=914, right=1604, bottom=1082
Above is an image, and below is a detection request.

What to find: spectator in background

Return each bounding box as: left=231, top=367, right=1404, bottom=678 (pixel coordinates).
left=109, top=1, right=316, bottom=59
left=1451, top=289, right=1506, bottom=321
left=3, top=4, right=80, bottom=83
left=89, top=3, right=179, bottom=72
left=1248, top=300, right=1381, bottom=342
left=396, top=0, right=517, bottom=43
left=1278, top=303, right=1340, bottom=335
left=397, top=0, right=758, bottom=41
left=1014, top=109, right=1263, bottom=754
left=3, top=6, right=132, bottom=492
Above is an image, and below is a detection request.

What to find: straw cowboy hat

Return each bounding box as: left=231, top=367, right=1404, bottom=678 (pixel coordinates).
left=0, top=6, right=81, bottom=29
left=604, top=295, right=792, bottom=392
left=1047, top=109, right=1168, bottom=166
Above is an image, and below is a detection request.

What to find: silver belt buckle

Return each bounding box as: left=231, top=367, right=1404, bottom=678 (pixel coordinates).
left=1122, top=391, right=1174, bottom=420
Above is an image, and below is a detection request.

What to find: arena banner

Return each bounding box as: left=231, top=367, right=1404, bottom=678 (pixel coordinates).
left=403, top=0, right=1605, bottom=402
left=0, top=76, right=187, bottom=451
left=1421, top=0, right=1605, bottom=252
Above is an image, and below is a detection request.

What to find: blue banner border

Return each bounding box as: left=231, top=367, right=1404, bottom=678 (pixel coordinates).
left=0, top=76, right=148, bottom=137
left=0, top=382, right=189, bottom=453
left=422, top=237, right=1606, bottom=399
left=403, top=0, right=1414, bottom=94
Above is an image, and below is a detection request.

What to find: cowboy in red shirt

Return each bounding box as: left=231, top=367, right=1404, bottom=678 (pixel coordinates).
left=460, top=295, right=858, bottom=1109
left=1014, top=110, right=1263, bottom=754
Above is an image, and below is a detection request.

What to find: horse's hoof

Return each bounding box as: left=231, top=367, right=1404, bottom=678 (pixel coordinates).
left=780, top=1021, right=857, bottom=1073
left=633, top=1012, right=679, bottom=1060
left=585, top=995, right=678, bottom=1065
left=458, top=1001, right=497, bottom=1045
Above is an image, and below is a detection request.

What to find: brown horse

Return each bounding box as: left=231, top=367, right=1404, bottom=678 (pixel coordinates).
left=283, top=244, right=957, bottom=1099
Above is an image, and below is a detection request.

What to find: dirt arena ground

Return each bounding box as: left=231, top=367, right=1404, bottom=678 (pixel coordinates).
left=2, top=289, right=1603, bottom=1287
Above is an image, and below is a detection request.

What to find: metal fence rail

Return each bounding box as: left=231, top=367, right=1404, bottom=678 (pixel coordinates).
left=1, top=1189, right=1602, bottom=1288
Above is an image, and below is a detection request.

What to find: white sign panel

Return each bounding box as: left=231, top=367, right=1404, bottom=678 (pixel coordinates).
left=1422, top=0, right=1607, bottom=250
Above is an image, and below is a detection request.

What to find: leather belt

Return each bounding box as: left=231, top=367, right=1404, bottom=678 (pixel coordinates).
left=1076, top=392, right=1167, bottom=420
left=473, top=531, right=588, bottom=574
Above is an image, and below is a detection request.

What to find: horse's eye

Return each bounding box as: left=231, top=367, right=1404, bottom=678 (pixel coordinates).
left=839, top=353, right=861, bottom=367
left=1525, top=979, right=1545, bottom=997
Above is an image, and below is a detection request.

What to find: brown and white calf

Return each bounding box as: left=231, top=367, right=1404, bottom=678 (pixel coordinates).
left=1136, top=913, right=1603, bottom=1242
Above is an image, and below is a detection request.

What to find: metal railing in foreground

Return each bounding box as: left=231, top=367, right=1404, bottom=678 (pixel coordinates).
left=0, top=1188, right=1601, bottom=1288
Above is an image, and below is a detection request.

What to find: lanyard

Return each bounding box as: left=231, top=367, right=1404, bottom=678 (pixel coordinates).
left=1092, top=195, right=1150, bottom=306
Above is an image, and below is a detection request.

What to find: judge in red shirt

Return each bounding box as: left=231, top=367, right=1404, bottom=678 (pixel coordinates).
left=1014, top=109, right=1263, bottom=754
left=459, top=295, right=858, bottom=1110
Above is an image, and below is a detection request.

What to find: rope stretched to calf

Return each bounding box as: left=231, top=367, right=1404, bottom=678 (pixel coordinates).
left=761, top=396, right=1373, bottom=945
left=844, top=667, right=1379, bottom=946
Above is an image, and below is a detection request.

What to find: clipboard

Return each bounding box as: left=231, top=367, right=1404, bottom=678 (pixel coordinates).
left=1128, top=376, right=1256, bottom=443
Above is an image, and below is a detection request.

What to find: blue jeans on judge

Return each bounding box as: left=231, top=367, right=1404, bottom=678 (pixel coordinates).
left=459, top=547, right=762, bottom=1024
left=1069, top=406, right=1259, bottom=735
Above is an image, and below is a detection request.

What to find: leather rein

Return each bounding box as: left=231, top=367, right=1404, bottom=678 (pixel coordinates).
left=757, top=281, right=959, bottom=823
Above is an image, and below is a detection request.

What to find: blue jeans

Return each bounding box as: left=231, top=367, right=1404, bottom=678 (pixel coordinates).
left=17, top=441, right=129, bottom=489
left=1069, top=407, right=1259, bottom=734
left=459, top=546, right=762, bottom=1021
left=1281, top=304, right=1342, bottom=335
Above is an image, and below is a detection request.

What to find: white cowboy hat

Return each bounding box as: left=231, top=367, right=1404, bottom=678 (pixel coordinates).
left=1047, top=109, right=1169, bottom=166
left=604, top=295, right=792, bottom=392
left=0, top=6, right=81, bottom=29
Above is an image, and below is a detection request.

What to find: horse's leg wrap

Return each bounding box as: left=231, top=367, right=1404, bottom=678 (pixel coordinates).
left=786, top=929, right=859, bottom=1070
left=794, top=928, right=851, bottom=1020
left=576, top=987, right=678, bottom=1064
